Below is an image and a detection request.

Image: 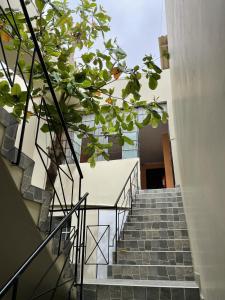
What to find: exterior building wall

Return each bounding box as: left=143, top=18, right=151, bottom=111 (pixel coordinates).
left=78, top=158, right=139, bottom=206
left=166, top=1, right=225, bottom=299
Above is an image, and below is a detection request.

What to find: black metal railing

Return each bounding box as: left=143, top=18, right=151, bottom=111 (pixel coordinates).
left=0, top=193, right=88, bottom=300
left=83, top=161, right=139, bottom=276
left=0, top=0, right=83, bottom=233
left=0, top=1, right=88, bottom=299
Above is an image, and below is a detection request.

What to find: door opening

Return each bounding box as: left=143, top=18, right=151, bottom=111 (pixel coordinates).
left=146, top=168, right=165, bottom=189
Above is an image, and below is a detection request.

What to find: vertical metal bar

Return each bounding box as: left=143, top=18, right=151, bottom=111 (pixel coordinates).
left=78, top=177, right=82, bottom=201
left=115, top=205, right=118, bottom=264
left=79, top=208, right=84, bottom=264
left=136, top=163, right=139, bottom=194
left=80, top=196, right=87, bottom=300
left=108, top=225, right=110, bottom=265
left=11, top=278, right=18, bottom=300
left=57, top=227, right=63, bottom=256
left=96, top=209, right=99, bottom=279
left=74, top=208, right=80, bottom=282
left=15, top=50, right=35, bottom=165
left=20, top=0, right=83, bottom=179
left=129, top=176, right=133, bottom=214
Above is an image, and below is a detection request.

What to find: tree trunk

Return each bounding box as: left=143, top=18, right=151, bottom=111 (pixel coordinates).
left=39, top=131, right=65, bottom=233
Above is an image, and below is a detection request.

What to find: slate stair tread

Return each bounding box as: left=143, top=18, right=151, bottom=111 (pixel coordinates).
left=84, top=278, right=198, bottom=288
left=108, top=264, right=195, bottom=281
left=83, top=188, right=200, bottom=299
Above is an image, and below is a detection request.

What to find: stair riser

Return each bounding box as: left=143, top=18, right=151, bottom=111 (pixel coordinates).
left=122, top=229, right=189, bottom=240
left=133, top=202, right=183, bottom=208
left=128, top=214, right=186, bottom=222
left=136, top=193, right=181, bottom=199
left=114, top=251, right=192, bottom=266
left=131, top=207, right=184, bottom=215
left=135, top=198, right=183, bottom=204
left=83, top=285, right=200, bottom=300
left=118, top=239, right=190, bottom=252
left=108, top=265, right=194, bottom=281
left=123, top=221, right=187, bottom=231
left=138, top=188, right=180, bottom=193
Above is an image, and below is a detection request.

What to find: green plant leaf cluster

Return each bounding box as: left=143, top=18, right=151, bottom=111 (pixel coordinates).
left=0, top=0, right=168, bottom=166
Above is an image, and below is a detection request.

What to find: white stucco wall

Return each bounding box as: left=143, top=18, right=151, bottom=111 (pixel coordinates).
left=166, top=1, right=225, bottom=299
left=108, top=69, right=171, bottom=104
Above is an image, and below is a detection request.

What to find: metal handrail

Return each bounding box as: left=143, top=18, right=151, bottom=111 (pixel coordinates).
left=114, top=161, right=139, bottom=206
left=82, top=161, right=139, bottom=269
left=19, top=0, right=83, bottom=179
left=0, top=192, right=88, bottom=298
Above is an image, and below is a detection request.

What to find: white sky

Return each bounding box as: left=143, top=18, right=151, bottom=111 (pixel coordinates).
left=97, top=0, right=167, bottom=66
left=71, top=0, right=167, bottom=67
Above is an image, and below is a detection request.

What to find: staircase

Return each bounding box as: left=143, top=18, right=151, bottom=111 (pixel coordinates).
left=83, top=188, right=201, bottom=300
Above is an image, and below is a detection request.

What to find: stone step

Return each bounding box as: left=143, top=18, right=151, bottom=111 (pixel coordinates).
left=136, top=193, right=182, bottom=200
left=114, top=251, right=192, bottom=266
left=122, top=229, right=189, bottom=240
left=135, top=197, right=183, bottom=204
left=131, top=207, right=184, bottom=215
left=83, top=279, right=200, bottom=300
left=108, top=264, right=194, bottom=281
left=127, top=213, right=186, bottom=222
left=118, top=239, right=190, bottom=252
left=123, top=221, right=187, bottom=231
left=138, top=189, right=181, bottom=196
left=133, top=201, right=183, bottom=209
left=138, top=187, right=180, bottom=193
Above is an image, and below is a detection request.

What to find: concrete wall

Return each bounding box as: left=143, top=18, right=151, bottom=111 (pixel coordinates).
left=79, top=158, right=139, bottom=206
left=108, top=69, right=171, bottom=104
left=166, top=1, right=225, bottom=299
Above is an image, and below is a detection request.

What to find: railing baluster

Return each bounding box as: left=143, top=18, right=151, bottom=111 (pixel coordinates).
left=115, top=205, right=118, bottom=264
left=80, top=196, right=87, bottom=300
left=11, top=279, right=18, bottom=300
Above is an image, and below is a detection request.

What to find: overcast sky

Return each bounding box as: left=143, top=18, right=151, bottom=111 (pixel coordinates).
left=96, top=0, right=167, bottom=66
left=71, top=0, right=167, bottom=67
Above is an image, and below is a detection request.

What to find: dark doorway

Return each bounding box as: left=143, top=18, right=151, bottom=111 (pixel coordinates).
left=146, top=168, right=165, bottom=189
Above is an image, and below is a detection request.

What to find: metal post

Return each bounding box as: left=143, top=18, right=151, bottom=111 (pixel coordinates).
left=74, top=209, right=80, bottom=282
left=129, top=176, right=133, bottom=214
left=115, top=205, right=118, bottom=264
left=80, top=196, right=87, bottom=300
left=11, top=279, right=18, bottom=300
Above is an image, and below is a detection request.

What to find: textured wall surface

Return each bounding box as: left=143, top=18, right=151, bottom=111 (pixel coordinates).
left=165, top=1, right=225, bottom=299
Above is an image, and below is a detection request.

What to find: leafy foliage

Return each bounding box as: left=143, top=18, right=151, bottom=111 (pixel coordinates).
left=0, top=0, right=168, bottom=165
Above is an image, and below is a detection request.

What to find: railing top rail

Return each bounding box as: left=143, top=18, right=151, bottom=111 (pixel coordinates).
left=114, top=161, right=139, bottom=206
left=19, top=0, right=83, bottom=178
left=0, top=192, right=88, bottom=298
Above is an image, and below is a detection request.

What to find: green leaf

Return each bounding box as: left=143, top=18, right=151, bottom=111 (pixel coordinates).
left=162, top=111, right=168, bottom=124
left=102, top=69, right=110, bottom=81
left=0, top=80, right=10, bottom=94
left=123, top=136, right=134, bottom=145
left=81, top=80, right=92, bottom=88
left=148, top=76, right=158, bottom=90
left=11, top=84, right=22, bottom=97
left=99, top=114, right=106, bottom=124
left=82, top=52, right=95, bottom=64
left=41, top=124, right=50, bottom=133
left=150, top=117, right=159, bottom=128
left=135, top=100, right=147, bottom=107
left=0, top=72, right=5, bottom=78
left=152, top=64, right=162, bottom=74
left=88, top=155, right=96, bottom=168
left=74, top=72, right=86, bottom=83
left=35, top=0, right=45, bottom=13
left=142, top=114, right=151, bottom=126
left=127, top=121, right=134, bottom=131
left=123, top=101, right=129, bottom=111
left=101, top=105, right=111, bottom=113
